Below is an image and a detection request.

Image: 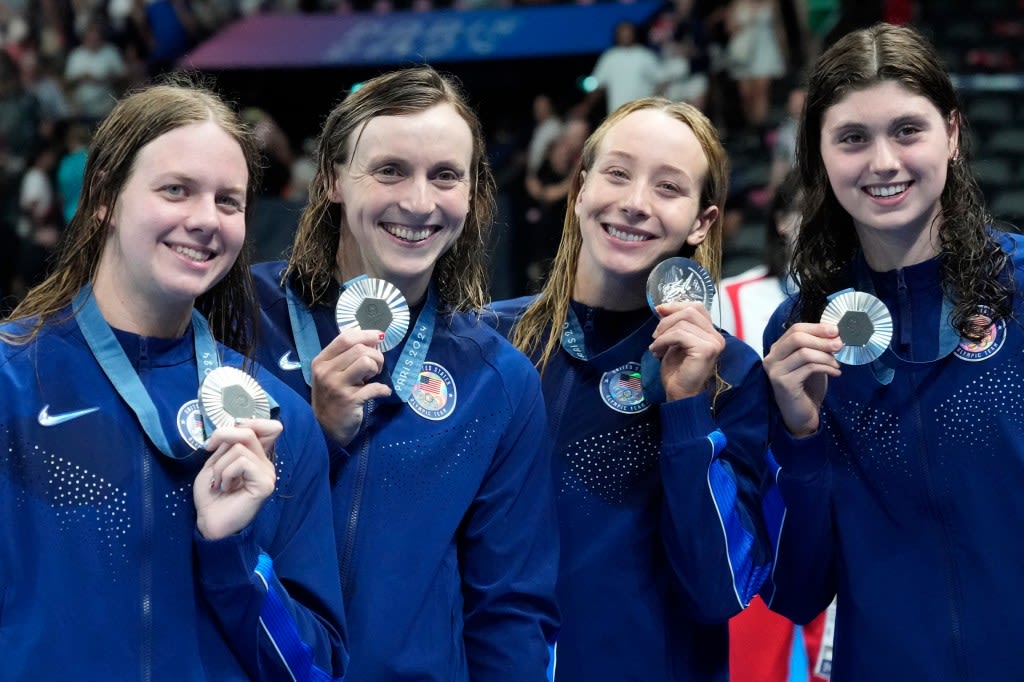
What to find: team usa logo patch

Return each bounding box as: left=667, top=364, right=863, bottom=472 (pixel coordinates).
left=409, top=362, right=457, bottom=421
left=954, top=307, right=1006, bottom=362
left=599, top=362, right=650, bottom=414
left=176, top=399, right=207, bottom=450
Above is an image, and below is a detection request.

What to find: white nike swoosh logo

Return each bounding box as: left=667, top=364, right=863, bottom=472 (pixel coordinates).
left=278, top=351, right=302, bottom=371
left=38, top=404, right=100, bottom=427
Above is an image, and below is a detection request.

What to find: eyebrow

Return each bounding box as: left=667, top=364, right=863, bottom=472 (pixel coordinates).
left=601, top=150, right=692, bottom=179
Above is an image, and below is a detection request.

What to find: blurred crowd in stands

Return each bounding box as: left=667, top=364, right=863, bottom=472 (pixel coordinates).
left=2, top=0, right=1021, bottom=309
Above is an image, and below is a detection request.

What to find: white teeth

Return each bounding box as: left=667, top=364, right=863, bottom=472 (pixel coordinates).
left=867, top=183, right=908, bottom=197
left=606, top=225, right=648, bottom=242
left=173, top=245, right=212, bottom=262
left=383, top=223, right=433, bottom=242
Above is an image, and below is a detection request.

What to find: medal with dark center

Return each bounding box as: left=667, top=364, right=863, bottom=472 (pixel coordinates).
left=335, top=277, right=410, bottom=352
left=820, top=289, right=893, bottom=365
left=199, top=366, right=272, bottom=429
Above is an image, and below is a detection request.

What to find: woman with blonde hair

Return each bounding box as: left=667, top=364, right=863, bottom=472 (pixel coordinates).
left=491, top=97, right=772, bottom=681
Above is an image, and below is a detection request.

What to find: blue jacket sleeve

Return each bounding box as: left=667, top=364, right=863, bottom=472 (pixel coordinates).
left=194, top=405, right=347, bottom=682
left=657, top=336, right=772, bottom=622
left=760, top=429, right=837, bottom=624
left=458, top=356, right=560, bottom=681
left=759, top=305, right=838, bottom=625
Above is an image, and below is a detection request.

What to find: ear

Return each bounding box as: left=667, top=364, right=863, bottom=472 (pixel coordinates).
left=948, top=110, right=961, bottom=161
left=96, top=205, right=108, bottom=223
left=575, top=170, right=588, bottom=207
left=328, top=164, right=345, bottom=204
left=685, top=204, right=718, bottom=246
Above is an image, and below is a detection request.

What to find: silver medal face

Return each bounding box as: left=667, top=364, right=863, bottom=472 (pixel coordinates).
left=646, top=257, right=716, bottom=314
left=820, top=290, right=893, bottom=365
left=335, top=277, right=410, bottom=352
left=199, top=366, right=271, bottom=430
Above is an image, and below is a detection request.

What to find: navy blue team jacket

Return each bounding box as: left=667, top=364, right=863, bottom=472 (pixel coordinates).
left=251, top=262, right=560, bottom=681
left=490, top=297, right=772, bottom=682
left=0, top=310, right=347, bottom=680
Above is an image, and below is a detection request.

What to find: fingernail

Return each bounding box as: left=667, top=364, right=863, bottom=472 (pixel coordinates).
left=234, top=417, right=248, bottom=426
left=378, top=332, right=386, bottom=341
left=209, top=476, right=217, bottom=489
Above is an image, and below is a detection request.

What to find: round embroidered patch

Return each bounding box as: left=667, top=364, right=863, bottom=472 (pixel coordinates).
left=954, top=308, right=1006, bottom=362
left=176, top=399, right=206, bottom=450
left=409, top=361, right=457, bottom=421
left=599, top=362, right=650, bottom=414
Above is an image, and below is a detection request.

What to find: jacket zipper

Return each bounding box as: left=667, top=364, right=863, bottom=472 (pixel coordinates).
left=139, top=339, right=154, bottom=682
left=340, top=399, right=375, bottom=592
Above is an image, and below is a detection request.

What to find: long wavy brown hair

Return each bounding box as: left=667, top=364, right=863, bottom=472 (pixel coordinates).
left=790, top=22, right=1012, bottom=340
left=284, top=66, right=496, bottom=312
left=511, top=97, right=730, bottom=373
left=3, top=72, right=262, bottom=355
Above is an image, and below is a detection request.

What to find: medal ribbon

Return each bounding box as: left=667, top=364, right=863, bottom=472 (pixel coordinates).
left=559, top=306, right=667, bottom=404
left=73, top=285, right=220, bottom=459
left=286, top=276, right=437, bottom=403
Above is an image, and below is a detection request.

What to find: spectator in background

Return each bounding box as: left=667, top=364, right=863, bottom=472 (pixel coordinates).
left=725, top=0, right=785, bottom=129
left=0, top=49, right=40, bottom=309
left=526, top=93, right=563, bottom=177
left=588, top=21, right=663, bottom=116
left=766, top=83, right=804, bottom=199
left=57, top=120, right=91, bottom=226
left=523, top=116, right=588, bottom=291
left=17, top=142, right=62, bottom=289
left=64, top=17, right=126, bottom=123
left=21, top=50, right=71, bottom=143
left=649, top=0, right=712, bottom=111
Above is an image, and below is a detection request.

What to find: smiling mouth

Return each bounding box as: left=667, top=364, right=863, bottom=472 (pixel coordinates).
left=865, top=182, right=910, bottom=198
left=382, top=223, right=437, bottom=243
left=172, top=244, right=214, bottom=262
left=604, top=224, right=651, bottom=242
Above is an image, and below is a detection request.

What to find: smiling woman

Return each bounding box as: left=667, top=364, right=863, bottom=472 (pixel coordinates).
left=761, top=23, right=1024, bottom=681
left=488, top=97, right=773, bottom=682
left=249, top=65, right=559, bottom=681
left=0, top=74, right=347, bottom=680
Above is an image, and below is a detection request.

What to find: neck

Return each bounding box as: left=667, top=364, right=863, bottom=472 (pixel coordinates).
left=573, top=264, right=648, bottom=311
left=856, top=218, right=941, bottom=272
left=90, top=272, right=192, bottom=338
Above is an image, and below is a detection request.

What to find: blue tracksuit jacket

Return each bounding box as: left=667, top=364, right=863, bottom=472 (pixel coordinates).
left=0, top=310, right=346, bottom=680
left=489, top=297, right=772, bottom=682
left=763, top=231, right=1024, bottom=680
left=251, top=262, right=560, bottom=681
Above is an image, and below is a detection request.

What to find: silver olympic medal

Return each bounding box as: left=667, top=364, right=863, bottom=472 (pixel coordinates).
left=335, top=277, right=411, bottom=352
left=199, top=366, right=271, bottom=430
left=646, top=257, right=716, bottom=314
left=820, top=290, right=893, bottom=365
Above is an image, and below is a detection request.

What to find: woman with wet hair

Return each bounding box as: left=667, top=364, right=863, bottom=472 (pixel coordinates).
left=251, top=65, right=559, bottom=680
left=0, top=75, right=347, bottom=680
left=763, top=23, right=1021, bottom=680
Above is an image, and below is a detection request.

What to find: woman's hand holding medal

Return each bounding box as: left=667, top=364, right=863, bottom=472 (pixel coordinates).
left=194, top=418, right=283, bottom=541
left=650, top=301, right=726, bottom=401
left=311, top=329, right=393, bottom=446
left=763, top=323, right=843, bottom=438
